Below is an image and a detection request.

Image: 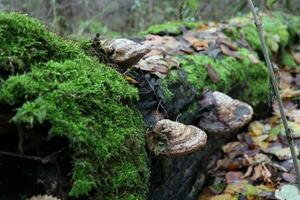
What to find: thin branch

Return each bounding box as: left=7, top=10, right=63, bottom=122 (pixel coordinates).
left=247, top=0, right=300, bottom=189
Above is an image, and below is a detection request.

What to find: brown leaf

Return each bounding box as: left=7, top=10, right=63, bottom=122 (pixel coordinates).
left=184, top=36, right=209, bottom=51
left=220, top=44, right=242, bottom=60
left=217, top=39, right=238, bottom=51
left=265, top=146, right=299, bottom=160
left=144, top=49, right=163, bottom=58
left=279, top=71, right=293, bottom=89
left=261, top=164, right=272, bottom=182
left=222, top=142, right=242, bottom=154
left=225, top=171, right=244, bottom=184
left=242, top=165, right=253, bottom=178
left=293, top=52, right=300, bottom=64
left=179, top=48, right=194, bottom=54
left=124, top=75, right=138, bottom=84
left=282, top=172, right=296, bottom=183
left=205, top=63, right=220, bottom=83
left=144, top=35, right=179, bottom=51
left=248, top=121, right=265, bottom=136
left=252, top=164, right=264, bottom=181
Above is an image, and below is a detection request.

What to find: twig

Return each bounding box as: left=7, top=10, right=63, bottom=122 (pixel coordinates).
left=247, top=0, right=300, bottom=189
left=141, top=69, right=168, bottom=116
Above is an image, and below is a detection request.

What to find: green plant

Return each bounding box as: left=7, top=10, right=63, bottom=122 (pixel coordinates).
left=246, top=0, right=300, bottom=189
left=0, top=12, right=149, bottom=199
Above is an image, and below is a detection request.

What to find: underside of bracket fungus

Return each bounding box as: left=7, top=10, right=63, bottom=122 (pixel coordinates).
left=105, top=38, right=150, bottom=67
left=198, top=91, right=253, bottom=134
left=147, top=119, right=207, bottom=157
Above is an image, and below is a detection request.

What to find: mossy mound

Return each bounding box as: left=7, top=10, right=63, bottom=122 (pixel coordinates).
left=140, top=21, right=201, bottom=36
left=0, top=12, right=149, bottom=200
left=225, top=13, right=291, bottom=53
left=158, top=48, right=269, bottom=122
left=281, top=50, right=298, bottom=68
left=181, top=49, right=268, bottom=105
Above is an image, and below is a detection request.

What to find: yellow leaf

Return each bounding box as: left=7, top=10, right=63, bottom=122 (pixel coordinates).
left=248, top=121, right=264, bottom=136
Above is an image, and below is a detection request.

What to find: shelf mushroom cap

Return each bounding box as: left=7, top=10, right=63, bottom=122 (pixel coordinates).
left=147, top=119, right=207, bottom=157
left=198, top=91, right=253, bottom=134
left=106, top=39, right=150, bottom=67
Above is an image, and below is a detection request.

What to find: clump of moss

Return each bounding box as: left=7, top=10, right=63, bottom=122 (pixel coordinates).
left=0, top=12, right=81, bottom=79
left=281, top=50, right=298, bottom=68
left=0, top=12, right=149, bottom=200
left=140, top=21, right=201, bottom=36
left=225, top=13, right=290, bottom=54
left=159, top=48, right=269, bottom=108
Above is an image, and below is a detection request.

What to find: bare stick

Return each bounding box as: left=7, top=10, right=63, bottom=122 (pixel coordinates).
left=246, top=0, right=300, bottom=189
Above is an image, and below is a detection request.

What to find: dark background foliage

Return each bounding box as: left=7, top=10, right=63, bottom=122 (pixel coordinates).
left=0, top=0, right=299, bottom=36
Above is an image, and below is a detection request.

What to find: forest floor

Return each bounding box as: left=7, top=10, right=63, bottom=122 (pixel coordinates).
left=198, top=64, right=300, bottom=199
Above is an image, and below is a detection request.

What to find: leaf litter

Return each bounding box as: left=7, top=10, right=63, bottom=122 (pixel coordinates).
left=198, top=38, right=300, bottom=200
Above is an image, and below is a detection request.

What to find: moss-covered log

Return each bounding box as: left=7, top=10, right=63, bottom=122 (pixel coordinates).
left=135, top=12, right=300, bottom=200
left=0, top=11, right=299, bottom=200
left=0, top=12, right=148, bottom=200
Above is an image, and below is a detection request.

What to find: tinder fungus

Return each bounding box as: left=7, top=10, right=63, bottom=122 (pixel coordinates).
left=147, top=119, right=207, bottom=157
left=106, top=39, right=150, bottom=67
left=198, top=91, right=253, bottom=134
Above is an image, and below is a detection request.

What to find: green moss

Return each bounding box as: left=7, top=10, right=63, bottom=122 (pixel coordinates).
left=281, top=50, right=298, bottom=68
left=0, top=12, right=81, bottom=79
left=272, top=13, right=300, bottom=42
left=140, top=21, right=201, bottom=36
left=225, top=13, right=290, bottom=54
left=159, top=48, right=269, bottom=107
left=0, top=12, right=149, bottom=200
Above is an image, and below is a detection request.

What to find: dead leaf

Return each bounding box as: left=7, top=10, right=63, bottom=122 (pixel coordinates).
left=124, top=75, right=138, bottom=84
left=220, top=44, right=242, bottom=60
left=293, top=52, right=300, bottom=64
left=205, top=63, right=220, bottom=83
left=269, top=121, right=300, bottom=138
left=225, top=171, right=244, bottom=184
left=279, top=71, right=293, bottom=89
left=242, top=165, right=253, bottom=178
left=248, top=53, right=260, bottom=64
left=265, top=146, right=299, bottom=160
left=280, top=88, right=300, bottom=99
left=183, top=36, right=209, bottom=51
left=251, top=135, right=269, bottom=150
left=143, top=35, right=179, bottom=51
left=217, top=39, right=238, bottom=51
left=248, top=121, right=265, bottom=136
left=135, top=55, right=170, bottom=77
left=282, top=172, right=296, bottom=183
left=251, top=164, right=272, bottom=182
left=222, top=142, right=243, bottom=154
left=144, top=49, right=164, bottom=58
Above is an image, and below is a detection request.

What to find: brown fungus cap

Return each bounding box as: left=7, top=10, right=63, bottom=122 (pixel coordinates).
left=198, top=91, right=253, bottom=134
left=147, top=119, right=207, bottom=157
left=105, top=39, right=150, bottom=67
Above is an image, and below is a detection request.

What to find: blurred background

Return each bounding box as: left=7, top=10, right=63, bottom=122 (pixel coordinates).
left=0, top=0, right=299, bottom=37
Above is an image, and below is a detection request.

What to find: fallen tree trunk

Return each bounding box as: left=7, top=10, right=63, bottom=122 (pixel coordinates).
left=123, top=13, right=299, bottom=200
left=148, top=133, right=233, bottom=200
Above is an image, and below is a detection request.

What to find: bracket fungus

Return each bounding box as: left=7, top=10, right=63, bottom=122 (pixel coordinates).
left=147, top=119, right=207, bottom=157
left=198, top=91, right=253, bottom=134
left=105, top=39, right=150, bottom=67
